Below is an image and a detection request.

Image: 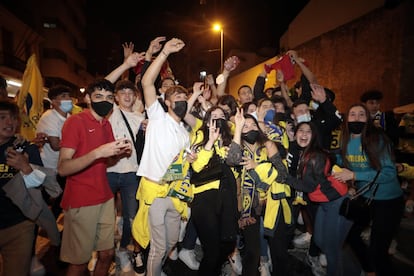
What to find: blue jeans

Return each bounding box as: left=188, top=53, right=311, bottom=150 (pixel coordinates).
left=314, top=196, right=353, bottom=276
left=107, top=172, right=140, bottom=248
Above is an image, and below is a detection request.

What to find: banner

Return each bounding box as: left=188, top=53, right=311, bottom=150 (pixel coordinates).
left=16, top=54, right=44, bottom=140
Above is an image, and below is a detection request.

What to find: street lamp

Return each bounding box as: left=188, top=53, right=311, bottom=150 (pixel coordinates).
left=213, top=23, right=223, bottom=71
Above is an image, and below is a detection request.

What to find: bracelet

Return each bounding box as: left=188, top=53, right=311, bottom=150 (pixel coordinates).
left=161, top=50, right=168, bottom=57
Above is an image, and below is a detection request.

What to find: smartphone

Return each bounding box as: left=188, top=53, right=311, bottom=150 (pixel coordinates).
left=199, top=71, right=207, bottom=88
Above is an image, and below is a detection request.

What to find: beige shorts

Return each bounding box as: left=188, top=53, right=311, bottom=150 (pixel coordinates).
left=60, top=198, right=115, bottom=264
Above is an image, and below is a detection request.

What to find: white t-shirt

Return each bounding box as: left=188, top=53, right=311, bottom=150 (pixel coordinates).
left=136, top=100, right=189, bottom=182
left=36, top=109, right=68, bottom=169
left=107, top=105, right=145, bottom=173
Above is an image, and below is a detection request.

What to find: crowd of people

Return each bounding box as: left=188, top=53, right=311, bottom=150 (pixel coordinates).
left=0, top=36, right=413, bottom=276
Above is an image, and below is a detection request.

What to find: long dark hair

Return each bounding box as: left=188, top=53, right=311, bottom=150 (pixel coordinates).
left=296, top=122, right=329, bottom=176
left=340, top=103, right=393, bottom=171
left=193, top=106, right=232, bottom=150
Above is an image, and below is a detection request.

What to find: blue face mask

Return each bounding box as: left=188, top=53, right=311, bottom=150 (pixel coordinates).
left=60, top=100, right=73, bottom=113
left=264, top=109, right=275, bottom=122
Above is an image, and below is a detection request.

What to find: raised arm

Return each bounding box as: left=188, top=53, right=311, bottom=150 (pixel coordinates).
left=184, top=82, right=205, bottom=128
left=141, top=38, right=185, bottom=107
left=277, top=70, right=293, bottom=107
left=105, top=52, right=144, bottom=83
left=215, top=56, right=239, bottom=98
left=253, top=68, right=267, bottom=101
left=120, top=42, right=135, bottom=80
left=287, top=50, right=317, bottom=85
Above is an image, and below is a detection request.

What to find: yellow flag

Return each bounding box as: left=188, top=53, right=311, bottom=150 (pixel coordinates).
left=16, top=54, right=44, bottom=140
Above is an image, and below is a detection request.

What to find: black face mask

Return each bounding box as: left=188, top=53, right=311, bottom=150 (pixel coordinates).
left=91, top=101, right=113, bottom=117
left=172, top=101, right=187, bottom=119
left=274, top=112, right=287, bottom=121
left=348, top=121, right=366, bottom=134
left=242, top=130, right=260, bottom=144
left=213, top=118, right=227, bottom=133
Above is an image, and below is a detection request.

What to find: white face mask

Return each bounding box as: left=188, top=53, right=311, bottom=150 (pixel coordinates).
left=249, top=111, right=258, bottom=120
left=310, top=100, right=319, bottom=110
left=60, top=100, right=73, bottom=113
left=296, top=113, right=312, bottom=124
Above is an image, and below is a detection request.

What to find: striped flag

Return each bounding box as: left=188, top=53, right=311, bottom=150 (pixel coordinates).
left=16, top=54, right=44, bottom=140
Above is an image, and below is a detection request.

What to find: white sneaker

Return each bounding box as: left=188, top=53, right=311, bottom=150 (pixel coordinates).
left=132, top=251, right=145, bottom=276
left=117, top=249, right=132, bottom=272
left=30, top=255, right=46, bottom=276
left=293, top=232, right=312, bottom=249
left=307, top=254, right=326, bottom=276
left=179, top=248, right=200, bottom=270
left=228, top=250, right=242, bottom=275
left=169, top=247, right=178, bottom=261
left=87, top=252, right=98, bottom=272
left=258, top=261, right=271, bottom=276
left=319, top=253, right=327, bottom=267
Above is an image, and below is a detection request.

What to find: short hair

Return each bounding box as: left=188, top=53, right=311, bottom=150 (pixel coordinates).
left=360, top=90, right=383, bottom=103
left=237, top=85, right=252, bottom=95
left=48, top=85, right=72, bottom=100
left=86, top=79, right=115, bottom=95
left=292, top=99, right=308, bottom=110
left=0, top=100, right=19, bottom=117
left=164, top=85, right=188, bottom=101
left=271, top=95, right=288, bottom=108
left=115, top=80, right=137, bottom=93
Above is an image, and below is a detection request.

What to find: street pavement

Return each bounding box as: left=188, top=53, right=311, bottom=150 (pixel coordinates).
left=2, top=216, right=413, bottom=275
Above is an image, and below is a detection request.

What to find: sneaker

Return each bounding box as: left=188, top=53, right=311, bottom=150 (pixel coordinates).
left=293, top=232, right=312, bottom=249
left=307, top=254, right=326, bottom=276
left=132, top=251, right=145, bottom=275
left=319, top=253, right=327, bottom=267
left=87, top=252, right=98, bottom=272
left=228, top=250, right=242, bottom=275
left=30, top=255, right=46, bottom=276
left=220, top=260, right=233, bottom=276
left=259, top=261, right=271, bottom=276
left=169, top=247, right=178, bottom=261
left=388, top=239, right=397, bottom=255
left=117, top=249, right=132, bottom=272
left=179, top=248, right=200, bottom=270
left=361, top=228, right=371, bottom=243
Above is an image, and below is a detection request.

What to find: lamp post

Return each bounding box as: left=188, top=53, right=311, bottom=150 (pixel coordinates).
left=213, top=23, right=223, bottom=71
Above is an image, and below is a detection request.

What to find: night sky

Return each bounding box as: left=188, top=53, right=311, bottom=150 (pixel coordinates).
left=87, top=0, right=308, bottom=83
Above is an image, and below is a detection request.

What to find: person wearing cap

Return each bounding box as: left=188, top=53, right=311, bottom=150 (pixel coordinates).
left=360, top=90, right=398, bottom=146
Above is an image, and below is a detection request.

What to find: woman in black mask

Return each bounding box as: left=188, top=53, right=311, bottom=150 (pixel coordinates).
left=189, top=106, right=238, bottom=275
left=227, top=109, right=290, bottom=276
left=333, top=104, right=403, bottom=276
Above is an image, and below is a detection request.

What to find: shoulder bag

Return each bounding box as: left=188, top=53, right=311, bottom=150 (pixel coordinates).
left=339, top=170, right=380, bottom=225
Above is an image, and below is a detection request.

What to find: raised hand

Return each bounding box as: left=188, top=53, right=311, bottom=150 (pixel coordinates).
left=147, top=36, right=166, bottom=56
left=234, top=108, right=245, bottom=128
left=223, top=56, right=240, bottom=72
left=193, top=82, right=204, bottom=96
left=310, top=83, right=327, bottom=103
left=208, top=119, right=221, bottom=143
left=163, top=38, right=185, bottom=55
left=124, top=52, right=145, bottom=68
left=122, top=42, right=134, bottom=60
left=276, top=69, right=285, bottom=83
